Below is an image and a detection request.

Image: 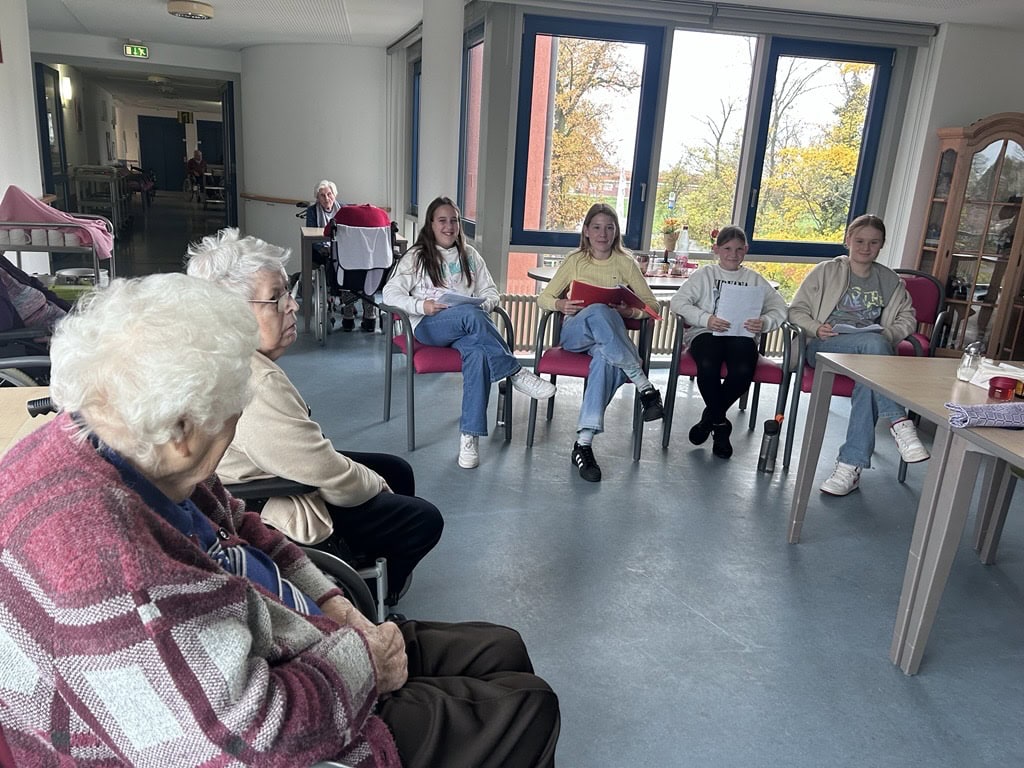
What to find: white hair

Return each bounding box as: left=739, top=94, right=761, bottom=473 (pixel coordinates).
left=315, top=179, right=337, bottom=198
left=185, top=227, right=291, bottom=299
left=49, top=273, right=259, bottom=468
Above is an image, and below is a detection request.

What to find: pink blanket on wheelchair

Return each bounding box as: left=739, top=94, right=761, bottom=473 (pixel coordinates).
left=0, top=185, right=114, bottom=260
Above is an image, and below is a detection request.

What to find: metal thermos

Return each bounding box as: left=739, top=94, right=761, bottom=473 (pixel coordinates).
left=757, top=419, right=781, bottom=473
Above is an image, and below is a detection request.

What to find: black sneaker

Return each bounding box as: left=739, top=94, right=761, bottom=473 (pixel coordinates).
left=341, top=316, right=355, bottom=331
left=639, top=387, right=664, bottom=422
left=712, top=420, right=733, bottom=459
left=360, top=317, right=376, bottom=333
left=689, top=409, right=713, bottom=445
left=571, top=442, right=602, bottom=482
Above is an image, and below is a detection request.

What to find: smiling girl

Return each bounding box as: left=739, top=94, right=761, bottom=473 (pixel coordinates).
left=789, top=214, right=928, bottom=496
left=383, top=196, right=555, bottom=469
left=536, top=203, right=664, bottom=482
left=669, top=226, right=787, bottom=459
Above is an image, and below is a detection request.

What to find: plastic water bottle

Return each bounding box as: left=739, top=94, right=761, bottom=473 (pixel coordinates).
left=757, top=419, right=781, bottom=473
left=679, top=225, right=690, bottom=257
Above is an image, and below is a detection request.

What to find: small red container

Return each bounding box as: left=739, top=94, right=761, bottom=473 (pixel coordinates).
left=988, top=376, right=1017, bottom=401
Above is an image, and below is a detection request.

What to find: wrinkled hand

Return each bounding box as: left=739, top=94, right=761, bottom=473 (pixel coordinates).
left=557, top=298, right=584, bottom=316
left=816, top=323, right=838, bottom=339
left=423, top=299, right=448, bottom=316
left=707, top=314, right=730, bottom=333
left=321, top=595, right=374, bottom=633
left=743, top=317, right=764, bottom=334
left=364, top=621, right=408, bottom=694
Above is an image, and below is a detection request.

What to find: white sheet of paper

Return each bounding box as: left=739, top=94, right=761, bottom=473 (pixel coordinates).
left=713, top=283, right=763, bottom=338
left=832, top=323, right=884, bottom=333
left=437, top=292, right=486, bottom=307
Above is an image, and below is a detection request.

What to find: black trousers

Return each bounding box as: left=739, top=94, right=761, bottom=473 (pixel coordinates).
left=318, top=451, right=443, bottom=598
left=689, top=333, right=758, bottom=424
left=380, top=620, right=560, bottom=768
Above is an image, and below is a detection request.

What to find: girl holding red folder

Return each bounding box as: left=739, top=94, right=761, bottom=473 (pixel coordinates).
left=537, top=203, right=664, bottom=482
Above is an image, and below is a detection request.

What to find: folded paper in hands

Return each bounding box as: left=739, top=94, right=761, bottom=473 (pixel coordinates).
left=945, top=401, right=1024, bottom=428
left=568, top=281, right=662, bottom=320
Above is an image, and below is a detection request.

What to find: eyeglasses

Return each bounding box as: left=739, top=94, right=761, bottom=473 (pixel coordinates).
left=248, top=293, right=294, bottom=314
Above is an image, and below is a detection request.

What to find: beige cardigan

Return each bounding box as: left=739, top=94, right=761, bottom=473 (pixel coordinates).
left=217, top=353, right=385, bottom=544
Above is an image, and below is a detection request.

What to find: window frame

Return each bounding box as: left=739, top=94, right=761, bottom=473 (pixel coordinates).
left=509, top=14, right=665, bottom=251
left=459, top=24, right=485, bottom=238
left=743, top=36, right=895, bottom=258
left=408, top=57, right=422, bottom=218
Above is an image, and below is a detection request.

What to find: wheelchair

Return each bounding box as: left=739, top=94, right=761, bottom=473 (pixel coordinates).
left=309, top=207, right=401, bottom=345
left=0, top=329, right=51, bottom=386
left=224, top=476, right=391, bottom=623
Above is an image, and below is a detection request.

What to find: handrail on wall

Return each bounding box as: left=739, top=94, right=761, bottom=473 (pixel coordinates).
left=241, top=192, right=391, bottom=213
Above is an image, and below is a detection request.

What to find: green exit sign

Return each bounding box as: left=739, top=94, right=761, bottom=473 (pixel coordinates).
left=123, top=44, right=149, bottom=59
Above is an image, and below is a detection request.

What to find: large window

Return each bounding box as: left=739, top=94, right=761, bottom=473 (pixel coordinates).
left=459, top=26, right=484, bottom=236
left=744, top=38, right=894, bottom=258
left=510, top=16, right=664, bottom=250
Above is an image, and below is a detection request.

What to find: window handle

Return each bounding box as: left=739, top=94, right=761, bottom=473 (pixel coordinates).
left=640, top=182, right=646, bottom=203
left=749, top=187, right=759, bottom=209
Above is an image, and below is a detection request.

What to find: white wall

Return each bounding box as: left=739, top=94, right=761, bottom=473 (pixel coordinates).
left=240, top=44, right=387, bottom=266
left=0, top=0, right=43, bottom=195
left=886, top=23, right=1024, bottom=267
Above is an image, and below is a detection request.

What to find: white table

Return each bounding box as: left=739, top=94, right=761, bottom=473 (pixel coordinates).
left=788, top=353, right=1024, bottom=674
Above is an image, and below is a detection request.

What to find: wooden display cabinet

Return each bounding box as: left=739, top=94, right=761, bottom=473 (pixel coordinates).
left=914, top=112, right=1024, bottom=358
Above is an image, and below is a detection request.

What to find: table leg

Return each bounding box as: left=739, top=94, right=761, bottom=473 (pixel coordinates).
left=787, top=364, right=835, bottom=544
left=978, top=463, right=1015, bottom=566
left=301, top=235, right=313, bottom=332
left=890, top=425, right=952, bottom=666
left=895, top=433, right=981, bottom=675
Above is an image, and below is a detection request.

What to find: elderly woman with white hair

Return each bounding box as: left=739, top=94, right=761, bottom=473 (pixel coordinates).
left=186, top=228, right=443, bottom=607
left=0, top=273, right=560, bottom=767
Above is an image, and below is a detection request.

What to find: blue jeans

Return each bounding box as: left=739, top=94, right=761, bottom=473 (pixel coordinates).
left=806, top=332, right=905, bottom=468
left=414, top=304, right=520, bottom=436
left=559, top=304, right=643, bottom=435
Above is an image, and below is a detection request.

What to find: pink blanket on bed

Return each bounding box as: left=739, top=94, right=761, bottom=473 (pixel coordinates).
left=0, top=185, right=114, bottom=260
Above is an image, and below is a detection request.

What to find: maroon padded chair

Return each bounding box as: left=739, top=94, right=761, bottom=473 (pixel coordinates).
left=661, top=317, right=792, bottom=448
left=381, top=304, right=514, bottom=451
left=525, top=309, right=654, bottom=460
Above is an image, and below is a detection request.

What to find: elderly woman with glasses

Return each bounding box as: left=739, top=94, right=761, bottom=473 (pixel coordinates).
left=0, top=272, right=559, bottom=767
left=186, top=228, right=442, bottom=607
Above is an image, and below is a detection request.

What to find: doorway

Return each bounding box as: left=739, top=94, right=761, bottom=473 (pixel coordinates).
left=33, top=63, right=71, bottom=211
left=138, top=116, right=186, bottom=193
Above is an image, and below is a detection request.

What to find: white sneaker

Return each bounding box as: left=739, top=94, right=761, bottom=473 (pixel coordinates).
left=510, top=368, right=557, bottom=400
left=458, top=433, right=479, bottom=469
left=891, top=419, right=930, bottom=463
left=820, top=462, right=861, bottom=496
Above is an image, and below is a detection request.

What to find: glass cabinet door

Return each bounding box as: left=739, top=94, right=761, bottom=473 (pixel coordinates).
left=945, top=139, right=1024, bottom=351
left=919, top=148, right=956, bottom=276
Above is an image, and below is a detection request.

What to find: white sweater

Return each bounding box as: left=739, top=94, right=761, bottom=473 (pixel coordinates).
left=382, top=243, right=500, bottom=329
left=669, top=263, right=788, bottom=346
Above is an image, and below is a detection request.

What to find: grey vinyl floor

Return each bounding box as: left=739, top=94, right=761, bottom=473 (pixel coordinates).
left=120, top=196, right=1024, bottom=768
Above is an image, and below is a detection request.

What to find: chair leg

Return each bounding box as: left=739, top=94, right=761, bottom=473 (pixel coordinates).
left=503, top=375, right=513, bottom=443
left=783, top=385, right=802, bottom=471
left=662, top=366, right=679, bottom=449
left=747, top=383, right=760, bottom=430
left=527, top=397, right=539, bottom=447
left=632, top=388, right=643, bottom=462
left=406, top=363, right=416, bottom=452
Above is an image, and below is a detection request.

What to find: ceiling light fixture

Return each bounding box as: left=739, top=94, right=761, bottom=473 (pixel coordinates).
left=167, top=1, right=214, bottom=20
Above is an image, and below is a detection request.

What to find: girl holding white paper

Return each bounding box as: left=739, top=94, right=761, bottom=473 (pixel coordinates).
left=669, top=226, right=787, bottom=459
left=788, top=214, right=927, bottom=496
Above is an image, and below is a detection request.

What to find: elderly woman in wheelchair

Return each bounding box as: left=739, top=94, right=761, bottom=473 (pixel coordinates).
left=0, top=273, right=559, bottom=767
left=187, top=228, right=443, bottom=609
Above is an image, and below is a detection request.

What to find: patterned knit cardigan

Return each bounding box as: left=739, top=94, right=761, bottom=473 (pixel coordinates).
left=0, top=413, right=400, bottom=768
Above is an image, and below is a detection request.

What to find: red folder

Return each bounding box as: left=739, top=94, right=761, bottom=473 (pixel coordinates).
left=568, top=281, right=662, bottom=320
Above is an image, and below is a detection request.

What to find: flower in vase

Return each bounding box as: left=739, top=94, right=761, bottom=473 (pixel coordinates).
left=660, top=217, right=682, bottom=235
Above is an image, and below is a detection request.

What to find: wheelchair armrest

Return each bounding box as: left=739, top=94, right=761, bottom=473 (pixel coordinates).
left=224, top=477, right=318, bottom=500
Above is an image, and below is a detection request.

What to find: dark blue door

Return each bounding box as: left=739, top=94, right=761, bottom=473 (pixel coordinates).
left=138, top=116, right=186, bottom=192
left=197, top=119, right=223, bottom=165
